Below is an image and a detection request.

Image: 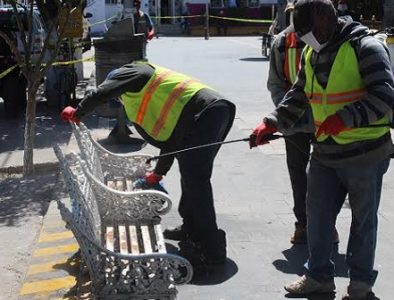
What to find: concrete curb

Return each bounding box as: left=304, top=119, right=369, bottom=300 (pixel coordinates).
left=0, top=161, right=59, bottom=176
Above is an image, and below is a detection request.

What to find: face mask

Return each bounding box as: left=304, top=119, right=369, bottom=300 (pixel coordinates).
left=337, top=4, right=348, bottom=12
left=299, top=31, right=328, bottom=53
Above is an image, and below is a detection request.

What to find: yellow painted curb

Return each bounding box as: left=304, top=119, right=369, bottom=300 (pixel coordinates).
left=38, top=231, right=74, bottom=243
left=20, top=276, right=76, bottom=295
left=27, top=257, right=78, bottom=275
left=33, top=244, right=79, bottom=257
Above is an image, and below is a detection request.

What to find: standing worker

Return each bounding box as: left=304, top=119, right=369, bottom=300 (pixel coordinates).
left=133, top=0, right=155, bottom=57
left=268, top=0, right=341, bottom=244
left=250, top=0, right=394, bottom=299
left=60, top=61, right=236, bottom=278
left=267, top=0, right=314, bottom=244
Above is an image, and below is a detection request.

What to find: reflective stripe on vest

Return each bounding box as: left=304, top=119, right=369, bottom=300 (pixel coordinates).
left=284, top=32, right=300, bottom=85
left=304, top=41, right=389, bottom=144
left=121, top=66, right=210, bottom=141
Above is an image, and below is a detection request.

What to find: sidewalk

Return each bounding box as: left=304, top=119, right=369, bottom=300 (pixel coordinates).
left=1, top=90, right=394, bottom=299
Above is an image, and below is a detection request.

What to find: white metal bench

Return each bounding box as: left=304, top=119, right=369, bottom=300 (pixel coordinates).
left=53, top=144, right=193, bottom=299
left=70, top=121, right=153, bottom=188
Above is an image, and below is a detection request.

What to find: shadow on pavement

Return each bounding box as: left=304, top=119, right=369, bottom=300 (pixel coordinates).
left=272, top=244, right=309, bottom=275
left=190, top=258, right=238, bottom=286
left=272, top=244, right=349, bottom=278
left=285, top=291, right=336, bottom=299
left=0, top=101, right=73, bottom=153
left=165, top=242, right=238, bottom=286
left=0, top=173, right=56, bottom=226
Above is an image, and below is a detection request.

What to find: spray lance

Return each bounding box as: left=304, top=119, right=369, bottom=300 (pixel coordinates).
left=145, top=123, right=393, bottom=164
left=145, top=134, right=284, bottom=164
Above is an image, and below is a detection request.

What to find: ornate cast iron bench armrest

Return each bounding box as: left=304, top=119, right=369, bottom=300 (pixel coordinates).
left=76, top=154, right=172, bottom=222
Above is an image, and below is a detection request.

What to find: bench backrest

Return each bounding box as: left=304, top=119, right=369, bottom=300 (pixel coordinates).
left=70, top=122, right=105, bottom=182
left=53, top=144, right=102, bottom=243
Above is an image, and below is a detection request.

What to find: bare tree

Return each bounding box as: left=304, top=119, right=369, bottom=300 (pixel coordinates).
left=0, top=0, right=83, bottom=176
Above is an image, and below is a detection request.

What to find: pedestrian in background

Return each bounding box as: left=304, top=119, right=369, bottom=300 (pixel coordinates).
left=60, top=61, right=236, bottom=279
left=133, top=0, right=155, bottom=57
left=250, top=0, right=394, bottom=298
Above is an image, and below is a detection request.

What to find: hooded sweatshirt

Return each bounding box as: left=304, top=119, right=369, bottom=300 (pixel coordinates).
left=265, top=16, right=394, bottom=167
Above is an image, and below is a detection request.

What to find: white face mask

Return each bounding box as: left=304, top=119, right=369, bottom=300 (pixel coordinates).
left=337, top=4, right=348, bottom=12
left=299, top=31, right=328, bottom=53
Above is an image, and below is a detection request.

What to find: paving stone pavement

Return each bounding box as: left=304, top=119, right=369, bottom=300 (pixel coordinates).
left=1, top=60, right=394, bottom=300
left=4, top=112, right=393, bottom=300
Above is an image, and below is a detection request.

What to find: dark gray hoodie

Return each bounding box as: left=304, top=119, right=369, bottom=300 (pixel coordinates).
left=265, top=16, right=394, bottom=167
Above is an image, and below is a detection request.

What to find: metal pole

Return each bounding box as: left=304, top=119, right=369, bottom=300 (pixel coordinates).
left=204, top=2, right=209, bottom=40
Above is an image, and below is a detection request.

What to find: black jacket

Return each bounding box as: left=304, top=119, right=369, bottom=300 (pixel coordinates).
left=75, top=63, right=236, bottom=175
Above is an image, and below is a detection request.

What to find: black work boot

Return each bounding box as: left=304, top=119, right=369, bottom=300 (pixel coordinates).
left=178, top=237, right=207, bottom=280
left=201, top=229, right=227, bottom=265
left=163, top=225, right=187, bottom=241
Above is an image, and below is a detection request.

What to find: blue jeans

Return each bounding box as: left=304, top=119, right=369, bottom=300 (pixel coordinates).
left=305, top=157, right=390, bottom=285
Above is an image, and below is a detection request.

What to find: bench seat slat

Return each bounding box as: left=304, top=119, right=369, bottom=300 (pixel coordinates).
left=126, top=178, right=133, bottom=191
left=154, top=224, right=167, bottom=253
left=129, top=225, right=140, bottom=254
left=119, top=225, right=128, bottom=254
left=141, top=225, right=153, bottom=254
left=106, top=226, right=115, bottom=252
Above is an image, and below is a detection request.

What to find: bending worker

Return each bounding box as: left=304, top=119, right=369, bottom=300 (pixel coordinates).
left=60, top=61, right=236, bottom=278
left=251, top=0, right=394, bottom=299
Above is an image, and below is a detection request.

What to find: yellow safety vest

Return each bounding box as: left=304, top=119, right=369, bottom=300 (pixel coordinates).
left=121, top=66, right=210, bottom=142
left=304, top=41, right=389, bottom=144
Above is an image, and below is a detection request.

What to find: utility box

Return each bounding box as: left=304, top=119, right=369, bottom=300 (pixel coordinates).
left=94, top=18, right=145, bottom=118
left=93, top=18, right=145, bottom=141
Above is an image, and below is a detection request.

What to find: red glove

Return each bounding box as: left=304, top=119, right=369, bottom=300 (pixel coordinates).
left=144, top=171, right=163, bottom=185
left=249, top=122, right=277, bottom=148
left=316, top=114, right=346, bottom=138
left=147, top=29, right=155, bottom=40
left=60, top=106, right=80, bottom=124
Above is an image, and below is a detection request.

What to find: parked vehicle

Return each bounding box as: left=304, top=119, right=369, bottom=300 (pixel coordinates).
left=0, top=4, right=46, bottom=118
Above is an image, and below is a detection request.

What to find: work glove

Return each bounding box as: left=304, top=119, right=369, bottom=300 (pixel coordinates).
left=147, top=29, right=155, bottom=40
left=133, top=172, right=168, bottom=193
left=249, top=121, right=277, bottom=148
left=145, top=171, right=163, bottom=185
left=60, top=106, right=80, bottom=124
left=316, top=114, right=346, bottom=138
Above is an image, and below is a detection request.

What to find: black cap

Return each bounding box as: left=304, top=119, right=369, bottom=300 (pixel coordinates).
left=293, top=0, right=337, bottom=37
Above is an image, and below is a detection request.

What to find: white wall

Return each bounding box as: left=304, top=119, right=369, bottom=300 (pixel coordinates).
left=86, top=0, right=107, bottom=35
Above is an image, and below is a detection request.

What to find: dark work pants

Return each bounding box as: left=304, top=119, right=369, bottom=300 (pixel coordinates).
left=176, top=105, right=233, bottom=242
left=284, top=132, right=312, bottom=228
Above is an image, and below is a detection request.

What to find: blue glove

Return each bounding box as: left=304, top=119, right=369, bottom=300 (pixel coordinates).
left=133, top=178, right=168, bottom=194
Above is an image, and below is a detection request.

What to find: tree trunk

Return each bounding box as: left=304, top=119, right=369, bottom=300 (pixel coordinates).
left=23, top=86, right=39, bottom=177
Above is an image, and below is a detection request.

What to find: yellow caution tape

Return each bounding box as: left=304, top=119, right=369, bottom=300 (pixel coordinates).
left=151, top=14, right=204, bottom=19
left=89, top=14, right=117, bottom=27
left=151, top=14, right=272, bottom=23
left=210, top=15, right=272, bottom=24
left=52, top=56, right=95, bottom=66
left=0, top=56, right=95, bottom=80
left=0, top=64, right=18, bottom=80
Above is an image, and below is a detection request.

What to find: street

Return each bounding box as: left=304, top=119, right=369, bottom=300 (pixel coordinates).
left=1, top=36, right=394, bottom=299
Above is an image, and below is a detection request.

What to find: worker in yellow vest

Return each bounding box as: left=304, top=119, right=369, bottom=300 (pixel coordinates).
left=61, top=62, right=236, bottom=279
left=250, top=0, right=394, bottom=299
left=267, top=0, right=316, bottom=244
